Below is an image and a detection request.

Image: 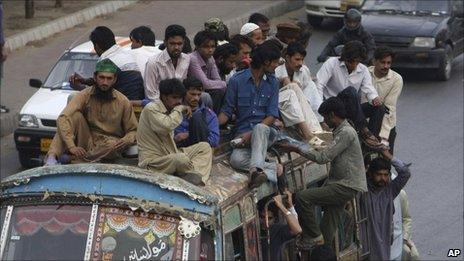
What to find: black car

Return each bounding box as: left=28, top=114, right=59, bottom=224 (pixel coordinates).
left=361, top=0, right=463, bottom=80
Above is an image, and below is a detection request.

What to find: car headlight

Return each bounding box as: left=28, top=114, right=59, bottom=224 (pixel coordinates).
left=412, top=37, right=435, bottom=48
left=19, top=114, right=39, bottom=128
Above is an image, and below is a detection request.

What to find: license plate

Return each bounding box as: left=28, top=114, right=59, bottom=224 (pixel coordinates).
left=40, top=138, right=52, bottom=153
left=340, top=3, right=347, bottom=12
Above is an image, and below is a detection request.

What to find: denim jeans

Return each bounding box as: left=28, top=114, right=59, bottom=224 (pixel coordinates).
left=229, top=123, right=278, bottom=183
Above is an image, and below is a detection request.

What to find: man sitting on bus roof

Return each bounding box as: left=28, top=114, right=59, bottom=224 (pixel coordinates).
left=137, top=78, right=212, bottom=186
left=45, top=59, right=138, bottom=166
left=144, top=25, right=190, bottom=103
left=69, top=26, right=145, bottom=101
left=218, top=44, right=283, bottom=189
left=174, top=77, right=219, bottom=148
left=275, top=97, right=367, bottom=250
left=274, top=42, right=326, bottom=147
left=361, top=149, right=411, bottom=261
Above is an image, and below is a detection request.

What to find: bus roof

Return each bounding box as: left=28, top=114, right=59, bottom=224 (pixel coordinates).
left=1, top=161, right=274, bottom=212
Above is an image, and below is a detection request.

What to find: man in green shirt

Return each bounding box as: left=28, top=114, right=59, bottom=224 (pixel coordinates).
left=276, top=97, right=368, bottom=250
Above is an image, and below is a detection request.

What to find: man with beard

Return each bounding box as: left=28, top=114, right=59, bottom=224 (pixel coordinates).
left=144, top=24, right=190, bottom=102
left=317, top=9, right=375, bottom=64
left=137, top=78, right=212, bottom=186
left=361, top=149, right=411, bottom=261
left=213, top=43, right=238, bottom=83
left=174, top=77, right=219, bottom=148
left=45, top=59, right=138, bottom=165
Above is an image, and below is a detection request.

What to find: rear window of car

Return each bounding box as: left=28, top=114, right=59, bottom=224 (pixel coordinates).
left=362, top=0, right=449, bottom=14
left=43, top=52, right=99, bottom=89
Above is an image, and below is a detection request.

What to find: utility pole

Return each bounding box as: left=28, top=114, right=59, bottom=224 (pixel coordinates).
left=25, top=0, right=35, bottom=19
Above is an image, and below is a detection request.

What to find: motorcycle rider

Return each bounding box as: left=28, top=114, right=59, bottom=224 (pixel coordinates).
left=317, top=8, right=376, bottom=65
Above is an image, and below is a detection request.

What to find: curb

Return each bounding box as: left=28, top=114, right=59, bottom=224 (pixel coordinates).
left=0, top=112, right=18, bottom=138
left=4, top=0, right=138, bottom=52
left=0, top=0, right=304, bottom=137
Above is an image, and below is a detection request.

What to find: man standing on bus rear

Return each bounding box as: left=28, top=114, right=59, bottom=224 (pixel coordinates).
left=275, top=97, right=367, bottom=250
left=45, top=59, right=138, bottom=165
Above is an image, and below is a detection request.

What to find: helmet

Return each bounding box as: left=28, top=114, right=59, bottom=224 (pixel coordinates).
left=344, top=9, right=362, bottom=31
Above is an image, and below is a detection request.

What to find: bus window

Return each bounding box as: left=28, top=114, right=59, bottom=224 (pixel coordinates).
left=224, top=228, right=246, bottom=261
left=1, top=205, right=92, bottom=260
left=223, top=205, right=241, bottom=232
left=223, top=204, right=245, bottom=260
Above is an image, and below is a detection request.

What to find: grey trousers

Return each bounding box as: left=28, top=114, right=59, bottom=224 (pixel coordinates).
left=294, top=183, right=357, bottom=244
left=229, top=123, right=278, bottom=183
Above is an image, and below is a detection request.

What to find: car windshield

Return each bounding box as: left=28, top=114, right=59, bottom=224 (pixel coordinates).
left=43, top=52, right=98, bottom=89
left=362, top=0, right=449, bottom=15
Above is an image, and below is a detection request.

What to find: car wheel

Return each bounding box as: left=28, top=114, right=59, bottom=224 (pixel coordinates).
left=18, top=151, right=41, bottom=168
left=437, top=45, right=453, bottom=81
left=307, top=14, right=323, bottom=27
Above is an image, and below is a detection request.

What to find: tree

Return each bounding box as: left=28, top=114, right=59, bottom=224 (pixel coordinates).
left=55, top=0, right=63, bottom=8
left=25, top=0, right=34, bottom=19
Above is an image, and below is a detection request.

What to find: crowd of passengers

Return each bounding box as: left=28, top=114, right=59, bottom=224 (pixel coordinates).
left=43, top=10, right=419, bottom=261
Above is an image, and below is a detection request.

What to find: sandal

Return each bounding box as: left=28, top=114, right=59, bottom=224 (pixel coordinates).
left=360, top=130, right=385, bottom=150
left=248, top=170, right=267, bottom=189
left=295, top=234, right=325, bottom=251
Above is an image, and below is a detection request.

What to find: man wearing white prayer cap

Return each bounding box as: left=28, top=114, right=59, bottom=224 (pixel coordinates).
left=240, top=22, right=263, bottom=46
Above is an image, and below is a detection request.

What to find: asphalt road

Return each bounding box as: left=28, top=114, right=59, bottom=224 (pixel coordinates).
left=1, top=7, right=463, bottom=261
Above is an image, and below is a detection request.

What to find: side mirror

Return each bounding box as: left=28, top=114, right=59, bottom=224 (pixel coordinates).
left=29, top=78, right=42, bottom=88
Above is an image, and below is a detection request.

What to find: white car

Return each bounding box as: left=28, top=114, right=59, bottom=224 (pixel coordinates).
left=14, top=37, right=161, bottom=168
left=305, top=0, right=364, bottom=26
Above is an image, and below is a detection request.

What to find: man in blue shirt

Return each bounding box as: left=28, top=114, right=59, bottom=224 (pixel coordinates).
left=219, top=44, right=283, bottom=189
left=175, top=77, right=219, bottom=148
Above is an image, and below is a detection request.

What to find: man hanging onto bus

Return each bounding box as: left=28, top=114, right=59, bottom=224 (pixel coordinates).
left=361, top=149, right=411, bottom=261
left=259, top=192, right=302, bottom=260
left=274, top=97, right=367, bottom=250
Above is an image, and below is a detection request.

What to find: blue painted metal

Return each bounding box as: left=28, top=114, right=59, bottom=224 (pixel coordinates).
left=3, top=173, right=214, bottom=216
